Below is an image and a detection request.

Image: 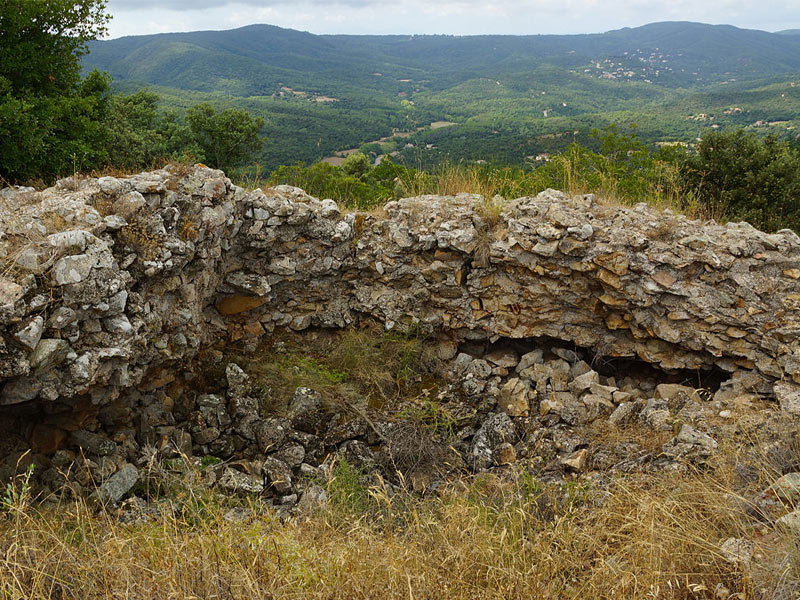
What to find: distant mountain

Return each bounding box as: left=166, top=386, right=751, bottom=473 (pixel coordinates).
left=777, top=29, right=800, bottom=36
left=87, top=21, right=800, bottom=95
left=83, top=22, right=800, bottom=170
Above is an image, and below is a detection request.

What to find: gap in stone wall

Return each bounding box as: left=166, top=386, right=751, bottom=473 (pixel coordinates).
left=459, top=335, right=728, bottom=392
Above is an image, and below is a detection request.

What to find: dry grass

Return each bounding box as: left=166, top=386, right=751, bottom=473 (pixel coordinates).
left=118, top=218, right=164, bottom=262
left=391, top=157, right=725, bottom=225
left=0, top=456, right=793, bottom=600
left=0, top=191, right=55, bottom=280
left=396, top=162, right=532, bottom=200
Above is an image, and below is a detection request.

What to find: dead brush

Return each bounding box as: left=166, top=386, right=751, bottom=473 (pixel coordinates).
left=0, top=192, right=52, bottom=280
left=164, top=160, right=196, bottom=179
left=379, top=408, right=461, bottom=486
left=119, top=217, right=164, bottom=261
left=178, top=216, right=199, bottom=241
left=472, top=195, right=507, bottom=268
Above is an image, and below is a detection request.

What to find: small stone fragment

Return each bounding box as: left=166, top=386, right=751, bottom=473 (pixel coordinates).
left=497, top=378, right=531, bottom=417
left=561, top=448, right=588, bottom=472
left=14, top=316, right=44, bottom=350
left=495, top=442, right=517, bottom=465
left=97, top=464, right=139, bottom=504
left=218, top=468, right=264, bottom=495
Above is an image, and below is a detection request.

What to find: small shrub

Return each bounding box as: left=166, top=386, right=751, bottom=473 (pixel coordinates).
left=326, top=457, right=376, bottom=516
left=1, top=463, right=35, bottom=515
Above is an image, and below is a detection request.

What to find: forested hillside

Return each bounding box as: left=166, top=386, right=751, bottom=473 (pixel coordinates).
left=84, top=22, right=800, bottom=170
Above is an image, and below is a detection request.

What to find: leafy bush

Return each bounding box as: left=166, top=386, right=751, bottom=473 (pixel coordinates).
left=187, top=103, right=265, bottom=171
left=269, top=157, right=417, bottom=209
left=682, top=129, right=800, bottom=231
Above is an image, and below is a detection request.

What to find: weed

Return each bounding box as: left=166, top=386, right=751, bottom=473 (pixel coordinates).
left=326, top=457, right=377, bottom=517
left=230, top=328, right=432, bottom=413
left=1, top=463, right=35, bottom=515
left=0, top=459, right=796, bottom=599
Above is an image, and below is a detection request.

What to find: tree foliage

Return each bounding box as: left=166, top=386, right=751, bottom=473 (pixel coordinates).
left=0, top=0, right=110, bottom=96
left=270, top=157, right=413, bottom=209
left=0, top=0, right=112, bottom=182
left=187, top=103, right=265, bottom=170
left=105, top=90, right=200, bottom=170
left=683, top=130, right=800, bottom=231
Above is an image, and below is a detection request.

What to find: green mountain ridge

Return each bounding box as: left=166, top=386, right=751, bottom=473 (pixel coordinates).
left=89, top=22, right=800, bottom=92
left=83, top=21, right=800, bottom=170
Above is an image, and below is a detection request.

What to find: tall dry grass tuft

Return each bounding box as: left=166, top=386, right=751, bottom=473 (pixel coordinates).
left=395, top=162, right=534, bottom=201
left=392, top=157, right=725, bottom=225
left=0, top=455, right=795, bottom=599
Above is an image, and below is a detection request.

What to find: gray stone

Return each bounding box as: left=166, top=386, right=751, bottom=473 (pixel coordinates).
left=484, top=349, right=519, bottom=368
left=471, top=413, right=517, bottom=470
left=766, top=472, right=800, bottom=502
left=560, top=448, right=588, bottom=472
left=263, top=456, right=293, bottom=495
left=608, top=401, right=639, bottom=426
left=570, top=360, right=592, bottom=379
left=103, top=315, right=133, bottom=335
left=223, top=507, right=253, bottom=522
left=662, top=424, right=718, bottom=458
left=640, top=399, right=672, bottom=430
left=47, top=230, right=94, bottom=251
left=497, top=378, right=531, bottom=417
left=70, top=430, right=117, bottom=456
left=273, top=442, right=306, bottom=468
left=225, top=271, right=271, bottom=296
left=719, top=537, right=753, bottom=566
left=197, top=394, right=231, bottom=429
left=52, top=254, right=96, bottom=285
left=589, top=382, right=617, bottom=402
left=0, top=377, right=41, bottom=405
left=256, top=418, right=288, bottom=453
left=320, top=199, right=340, bottom=219
left=0, top=277, right=24, bottom=318
left=48, top=307, right=77, bottom=329
left=97, top=464, right=139, bottom=504
left=552, top=347, right=580, bottom=363
left=774, top=382, right=800, bottom=415
left=569, top=370, right=599, bottom=395
left=516, top=349, right=544, bottom=373
left=14, top=246, right=51, bottom=272
left=29, top=339, right=70, bottom=371
left=655, top=383, right=698, bottom=403
left=14, top=316, right=44, bottom=350
left=112, top=191, right=146, bottom=217
left=225, top=362, right=252, bottom=399
left=287, top=387, right=323, bottom=431
left=218, top=468, right=264, bottom=495
left=297, top=484, right=328, bottom=514
left=775, top=509, right=800, bottom=534
left=192, top=427, right=220, bottom=445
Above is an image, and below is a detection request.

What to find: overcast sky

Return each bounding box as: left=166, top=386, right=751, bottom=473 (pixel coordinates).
left=105, top=0, right=800, bottom=38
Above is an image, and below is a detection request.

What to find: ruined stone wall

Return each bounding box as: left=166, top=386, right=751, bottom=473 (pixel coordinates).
left=3, top=165, right=800, bottom=414
left=4, top=164, right=800, bottom=502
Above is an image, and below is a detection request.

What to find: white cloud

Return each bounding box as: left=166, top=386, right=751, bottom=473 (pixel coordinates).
left=104, top=0, right=800, bottom=38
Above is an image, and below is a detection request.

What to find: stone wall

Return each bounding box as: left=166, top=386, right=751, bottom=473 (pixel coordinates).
left=2, top=165, right=800, bottom=479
